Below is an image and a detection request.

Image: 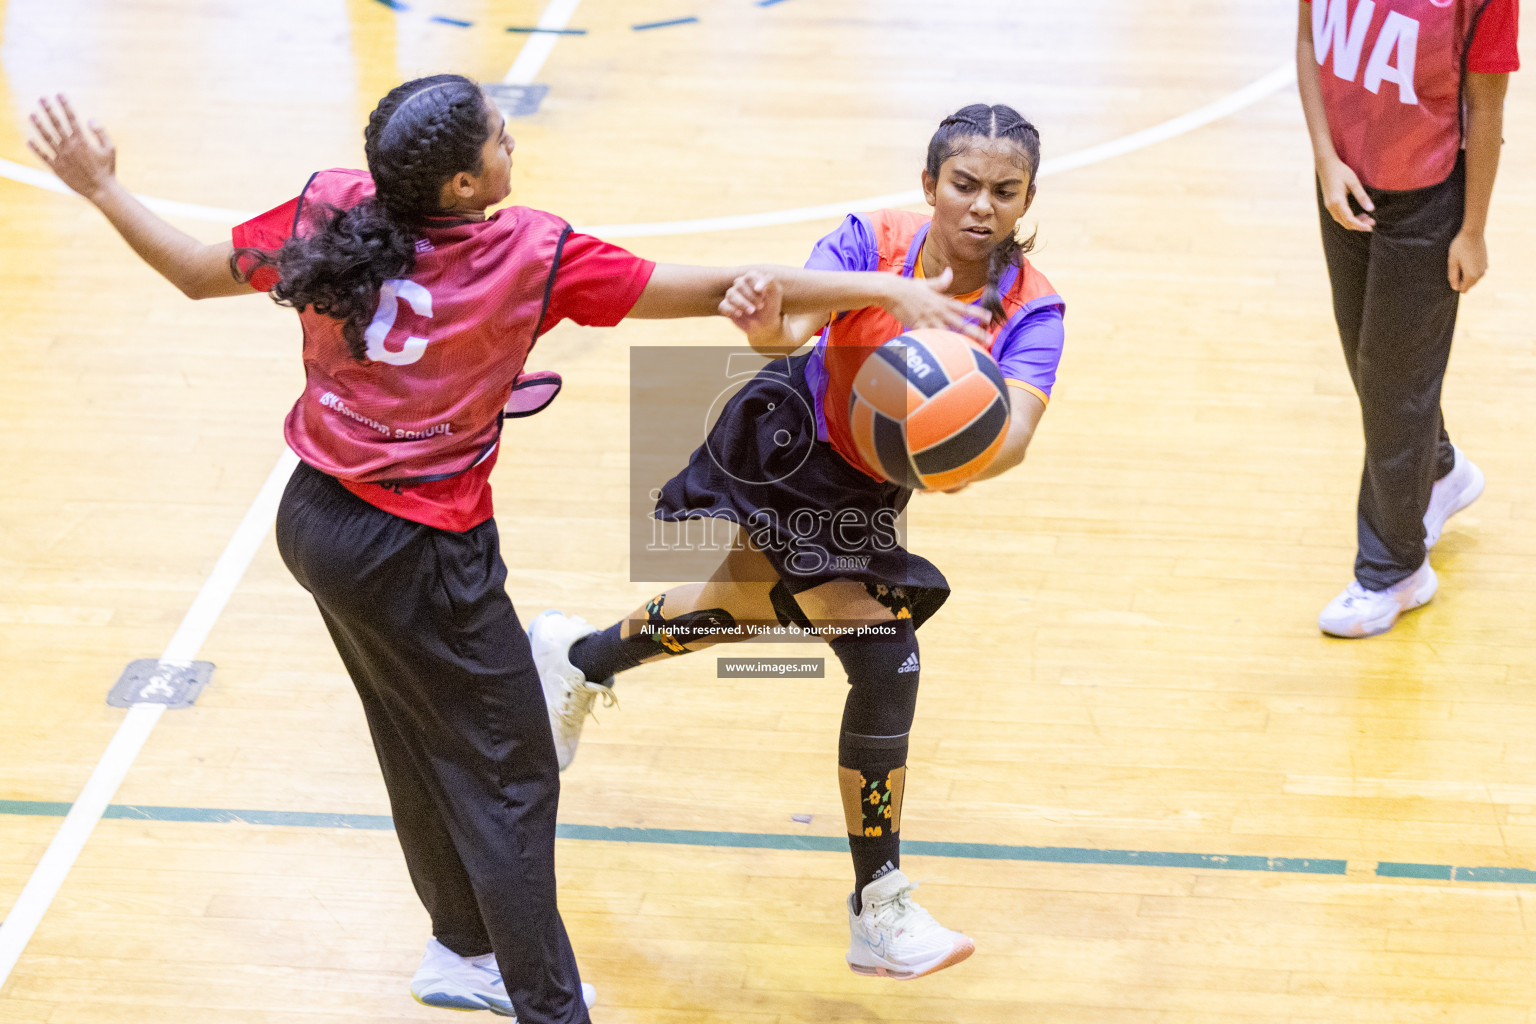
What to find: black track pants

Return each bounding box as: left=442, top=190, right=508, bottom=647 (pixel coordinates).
left=1317, top=155, right=1463, bottom=589
left=275, top=461, right=589, bottom=1024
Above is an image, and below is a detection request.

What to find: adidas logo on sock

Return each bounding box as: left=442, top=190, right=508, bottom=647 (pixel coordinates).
left=871, top=860, right=897, bottom=881
left=896, top=652, right=920, bottom=674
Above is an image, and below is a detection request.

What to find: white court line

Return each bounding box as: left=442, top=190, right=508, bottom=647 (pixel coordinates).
left=504, top=0, right=583, bottom=85
left=0, top=61, right=1298, bottom=238
left=0, top=0, right=593, bottom=990
left=0, top=449, right=300, bottom=988
left=0, top=55, right=1297, bottom=992
left=0, top=154, right=251, bottom=221
left=0, top=0, right=585, bottom=216
left=586, top=62, right=1298, bottom=238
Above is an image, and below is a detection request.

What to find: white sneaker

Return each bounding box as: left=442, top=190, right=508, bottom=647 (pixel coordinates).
left=846, top=869, right=974, bottom=980
left=1318, top=562, right=1438, bottom=638
left=528, top=610, right=616, bottom=772
left=409, top=938, right=596, bottom=1016
left=1423, top=446, right=1484, bottom=549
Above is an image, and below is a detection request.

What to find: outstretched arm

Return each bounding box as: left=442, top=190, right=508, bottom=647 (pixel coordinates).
left=27, top=95, right=248, bottom=300
left=711, top=272, right=833, bottom=356
left=628, top=263, right=988, bottom=345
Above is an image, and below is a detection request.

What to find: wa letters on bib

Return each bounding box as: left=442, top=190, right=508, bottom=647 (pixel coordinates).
left=1309, top=0, right=1495, bottom=190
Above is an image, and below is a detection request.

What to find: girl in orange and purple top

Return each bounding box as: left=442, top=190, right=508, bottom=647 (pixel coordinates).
left=532, top=105, right=1064, bottom=981
left=1299, top=0, right=1518, bottom=637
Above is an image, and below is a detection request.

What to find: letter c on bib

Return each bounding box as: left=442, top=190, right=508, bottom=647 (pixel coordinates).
left=365, top=279, right=434, bottom=366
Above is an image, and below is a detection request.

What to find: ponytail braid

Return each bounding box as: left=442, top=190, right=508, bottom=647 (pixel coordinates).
left=924, top=103, right=1042, bottom=322
left=233, top=74, right=492, bottom=360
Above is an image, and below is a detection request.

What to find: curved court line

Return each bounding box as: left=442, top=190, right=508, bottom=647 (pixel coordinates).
left=1, top=61, right=1297, bottom=238
left=0, top=0, right=587, bottom=983
left=0, top=57, right=1297, bottom=993
left=0, top=156, right=255, bottom=221
left=585, top=61, right=1298, bottom=238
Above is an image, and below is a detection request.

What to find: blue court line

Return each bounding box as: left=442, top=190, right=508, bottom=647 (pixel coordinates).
left=505, top=26, right=588, bottom=34
left=633, top=17, right=699, bottom=30
left=430, top=15, right=472, bottom=27
left=756, top=0, right=791, bottom=6
left=374, top=0, right=409, bottom=9
left=0, top=799, right=1495, bottom=881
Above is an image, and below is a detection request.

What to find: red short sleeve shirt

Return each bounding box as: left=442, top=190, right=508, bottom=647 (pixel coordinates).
left=234, top=196, right=655, bottom=531
left=1303, top=0, right=1520, bottom=189
left=1467, top=0, right=1521, bottom=71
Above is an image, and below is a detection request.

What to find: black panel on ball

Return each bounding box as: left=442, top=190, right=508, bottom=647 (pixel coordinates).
left=971, top=345, right=1010, bottom=403
left=873, top=411, right=924, bottom=489
left=912, top=397, right=1010, bottom=474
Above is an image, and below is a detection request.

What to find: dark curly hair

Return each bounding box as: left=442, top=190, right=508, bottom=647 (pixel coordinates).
left=234, top=75, right=493, bottom=359
left=924, top=104, right=1041, bottom=322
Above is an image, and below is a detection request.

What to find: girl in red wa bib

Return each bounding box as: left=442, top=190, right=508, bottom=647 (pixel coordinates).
left=26, top=76, right=983, bottom=1024
left=1298, top=0, right=1519, bottom=637
left=530, top=105, right=1065, bottom=982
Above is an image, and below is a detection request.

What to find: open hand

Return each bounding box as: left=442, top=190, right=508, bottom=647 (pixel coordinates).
left=1316, top=155, right=1374, bottom=232
left=882, top=269, right=990, bottom=344
left=27, top=94, right=117, bottom=201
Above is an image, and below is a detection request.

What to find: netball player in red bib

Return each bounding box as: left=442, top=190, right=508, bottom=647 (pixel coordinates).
left=531, top=105, right=1064, bottom=980
left=1298, top=0, right=1519, bottom=636
left=25, top=76, right=985, bottom=1024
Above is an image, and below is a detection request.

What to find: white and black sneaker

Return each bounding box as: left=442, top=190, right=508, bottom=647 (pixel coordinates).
left=846, top=869, right=974, bottom=980
left=409, top=938, right=597, bottom=1015
left=528, top=610, right=616, bottom=771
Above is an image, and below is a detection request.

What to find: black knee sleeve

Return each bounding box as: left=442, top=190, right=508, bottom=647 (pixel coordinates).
left=830, top=621, right=920, bottom=744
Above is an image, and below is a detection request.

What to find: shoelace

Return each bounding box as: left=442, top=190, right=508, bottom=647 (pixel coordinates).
left=1343, top=576, right=1422, bottom=608
left=1340, top=582, right=1372, bottom=607
left=867, top=880, right=938, bottom=937
left=555, top=678, right=618, bottom=728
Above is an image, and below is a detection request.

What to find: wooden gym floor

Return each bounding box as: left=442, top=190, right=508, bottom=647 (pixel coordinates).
left=2, top=0, right=1535, bottom=1020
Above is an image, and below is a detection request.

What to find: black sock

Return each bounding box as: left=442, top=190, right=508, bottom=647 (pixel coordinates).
left=846, top=779, right=904, bottom=914
left=570, top=595, right=740, bottom=683
left=567, top=623, right=651, bottom=684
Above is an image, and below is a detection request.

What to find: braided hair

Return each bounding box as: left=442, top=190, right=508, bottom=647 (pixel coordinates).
left=924, top=104, right=1041, bottom=322
left=234, top=75, right=493, bottom=360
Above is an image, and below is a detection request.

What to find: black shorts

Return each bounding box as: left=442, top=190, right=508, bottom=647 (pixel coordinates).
left=655, top=355, right=949, bottom=628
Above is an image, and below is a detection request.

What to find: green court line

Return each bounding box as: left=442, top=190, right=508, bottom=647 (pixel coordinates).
left=1375, top=861, right=1536, bottom=884
left=0, top=799, right=1354, bottom=877
left=5, top=800, right=1523, bottom=883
